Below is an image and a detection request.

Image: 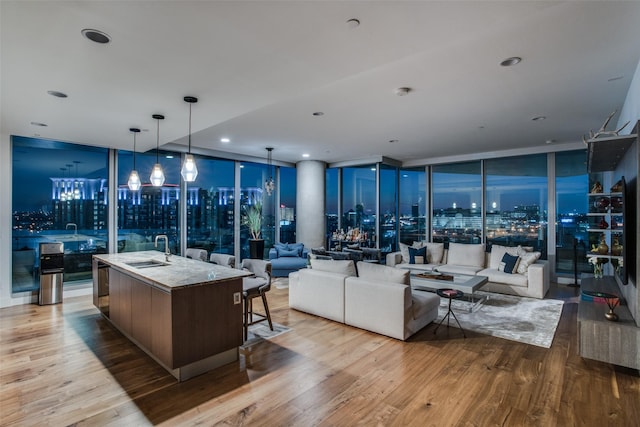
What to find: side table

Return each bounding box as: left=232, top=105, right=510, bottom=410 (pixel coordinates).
left=434, top=288, right=466, bottom=338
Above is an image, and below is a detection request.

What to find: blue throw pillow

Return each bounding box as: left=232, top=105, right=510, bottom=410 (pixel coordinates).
left=408, top=246, right=427, bottom=264
left=499, top=253, right=520, bottom=274
left=289, top=242, right=304, bottom=257
left=278, top=248, right=299, bottom=257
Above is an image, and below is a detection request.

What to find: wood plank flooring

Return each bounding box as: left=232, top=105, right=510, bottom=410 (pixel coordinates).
left=1, top=282, right=639, bottom=426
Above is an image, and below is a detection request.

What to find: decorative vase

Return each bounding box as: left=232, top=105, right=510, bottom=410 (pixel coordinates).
left=249, top=239, right=265, bottom=259
left=611, top=237, right=623, bottom=256
left=597, top=234, right=609, bottom=255
left=593, top=263, right=604, bottom=279
left=591, top=181, right=603, bottom=193
left=604, top=297, right=620, bottom=322
left=598, top=218, right=609, bottom=229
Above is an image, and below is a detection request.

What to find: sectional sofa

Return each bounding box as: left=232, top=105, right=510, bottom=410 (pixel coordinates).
left=386, top=242, right=549, bottom=299
left=289, top=259, right=440, bottom=340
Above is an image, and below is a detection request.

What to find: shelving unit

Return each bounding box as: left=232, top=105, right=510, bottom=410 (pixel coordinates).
left=586, top=188, right=624, bottom=274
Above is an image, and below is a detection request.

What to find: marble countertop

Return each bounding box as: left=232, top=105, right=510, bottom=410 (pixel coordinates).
left=93, top=250, right=250, bottom=292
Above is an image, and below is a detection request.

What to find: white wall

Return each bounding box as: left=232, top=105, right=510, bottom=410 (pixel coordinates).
left=618, top=58, right=640, bottom=132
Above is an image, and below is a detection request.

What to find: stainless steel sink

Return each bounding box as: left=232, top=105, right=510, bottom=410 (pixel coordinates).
left=125, top=259, right=170, bottom=269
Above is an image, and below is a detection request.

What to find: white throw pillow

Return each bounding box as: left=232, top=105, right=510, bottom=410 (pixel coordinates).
left=489, top=244, right=520, bottom=269
left=422, top=242, right=445, bottom=264
left=310, top=258, right=357, bottom=276
left=399, top=241, right=424, bottom=263
left=357, top=261, right=410, bottom=285
left=516, top=247, right=541, bottom=275
left=446, top=243, right=485, bottom=268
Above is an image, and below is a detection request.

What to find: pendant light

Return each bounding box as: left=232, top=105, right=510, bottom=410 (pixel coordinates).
left=180, top=96, right=198, bottom=182
left=127, top=127, right=141, bottom=191
left=150, top=114, right=165, bottom=187
left=264, top=147, right=275, bottom=196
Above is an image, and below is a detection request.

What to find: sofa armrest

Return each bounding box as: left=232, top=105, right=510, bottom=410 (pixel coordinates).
left=344, top=278, right=411, bottom=340
left=268, top=248, right=278, bottom=260
left=386, top=251, right=403, bottom=267
left=526, top=260, right=550, bottom=299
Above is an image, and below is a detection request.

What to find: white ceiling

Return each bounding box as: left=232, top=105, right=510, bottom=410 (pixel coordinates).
left=2, top=1, right=639, bottom=165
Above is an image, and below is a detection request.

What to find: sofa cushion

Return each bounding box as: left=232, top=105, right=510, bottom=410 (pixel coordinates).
left=357, top=261, right=410, bottom=285
left=437, top=264, right=483, bottom=276
left=422, top=242, right=445, bottom=264
left=498, top=253, right=520, bottom=274
left=399, top=241, right=423, bottom=263
left=478, top=268, right=528, bottom=287
left=310, top=258, right=357, bottom=276
left=408, top=246, right=427, bottom=264
left=446, top=243, right=485, bottom=268
left=289, top=242, right=305, bottom=257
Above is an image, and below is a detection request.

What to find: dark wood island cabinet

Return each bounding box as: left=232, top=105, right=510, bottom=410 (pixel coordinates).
left=92, top=251, right=250, bottom=381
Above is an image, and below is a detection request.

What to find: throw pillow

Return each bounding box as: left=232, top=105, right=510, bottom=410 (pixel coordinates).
left=278, top=248, right=299, bottom=257
left=399, top=241, right=423, bottom=263
left=311, top=247, right=327, bottom=256
left=516, top=247, right=541, bottom=275
left=289, top=242, right=304, bottom=257
left=274, top=242, right=289, bottom=253
left=408, top=246, right=427, bottom=264
left=498, top=253, right=520, bottom=274
left=422, top=242, right=445, bottom=264
left=357, top=261, right=410, bottom=285
left=489, top=244, right=519, bottom=269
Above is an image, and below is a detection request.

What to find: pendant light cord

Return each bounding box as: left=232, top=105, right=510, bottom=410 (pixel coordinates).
left=156, top=118, right=160, bottom=164
left=188, top=102, right=192, bottom=154
left=132, top=131, right=137, bottom=170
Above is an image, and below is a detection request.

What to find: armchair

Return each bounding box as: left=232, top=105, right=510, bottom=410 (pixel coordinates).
left=268, top=242, right=309, bottom=277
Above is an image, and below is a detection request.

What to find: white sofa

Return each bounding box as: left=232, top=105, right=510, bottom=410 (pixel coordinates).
left=289, top=259, right=440, bottom=340
left=386, top=242, right=549, bottom=299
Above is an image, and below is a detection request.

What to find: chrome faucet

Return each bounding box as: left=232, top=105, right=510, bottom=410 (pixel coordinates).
left=154, top=234, right=171, bottom=261
left=65, top=223, right=77, bottom=235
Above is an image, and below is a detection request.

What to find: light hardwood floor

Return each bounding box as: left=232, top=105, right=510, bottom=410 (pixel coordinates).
left=1, top=282, right=639, bottom=426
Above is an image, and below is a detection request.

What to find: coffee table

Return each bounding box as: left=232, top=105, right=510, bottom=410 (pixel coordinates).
left=404, top=269, right=489, bottom=312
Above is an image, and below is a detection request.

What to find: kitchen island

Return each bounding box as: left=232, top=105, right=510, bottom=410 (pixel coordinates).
left=92, top=251, right=250, bottom=381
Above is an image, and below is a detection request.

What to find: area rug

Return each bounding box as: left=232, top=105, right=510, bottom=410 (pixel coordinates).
left=240, top=321, right=291, bottom=348
left=272, top=278, right=289, bottom=289
left=435, top=291, right=564, bottom=348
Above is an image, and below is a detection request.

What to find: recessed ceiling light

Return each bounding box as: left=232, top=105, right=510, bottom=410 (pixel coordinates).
left=607, top=75, right=624, bottom=82
left=395, top=87, right=411, bottom=96
left=346, top=18, right=360, bottom=29
left=500, top=57, right=522, bottom=67
left=312, top=112, right=324, bottom=116
left=478, top=125, right=485, bottom=129
left=47, top=90, right=67, bottom=98
left=30, top=121, right=47, bottom=127
left=302, top=153, right=310, bottom=158
left=389, top=139, right=399, bottom=144
left=545, top=139, right=556, bottom=144
left=532, top=116, right=546, bottom=121
left=82, top=28, right=111, bottom=44
left=220, top=137, right=230, bottom=143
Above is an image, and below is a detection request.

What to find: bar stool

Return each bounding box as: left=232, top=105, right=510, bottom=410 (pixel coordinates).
left=240, top=259, right=273, bottom=341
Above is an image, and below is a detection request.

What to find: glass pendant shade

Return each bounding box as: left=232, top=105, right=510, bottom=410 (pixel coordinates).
left=181, top=153, right=198, bottom=182
left=128, top=170, right=141, bottom=191
left=181, top=96, right=199, bottom=183
left=264, top=147, right=275, bottom=196
left=150, top=115, right=165, bottom=187
left=150, top=164, right=165, bottom=187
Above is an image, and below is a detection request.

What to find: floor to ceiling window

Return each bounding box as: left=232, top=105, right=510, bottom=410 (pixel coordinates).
left=279, top=166, right=296, bottom=244
left=555, top=150, right=589, bottom=275
left=12, top=137, right=109, bottom=291
left=240, top=162, right=272, bottom=260
left=117, top=149, right=181, bottom=255
left=326, top=168, right=339, bottom=244
left=341, top=165, right=377, bottom=247
left=399, top=167, right=426, bottom=245
left=432, top=161, right=482, bottom=244
left=185, top=156, right=235, bottom=254
left=379, top=164, right=398, bottom=252
left=485, top=154, right=548, bottom=255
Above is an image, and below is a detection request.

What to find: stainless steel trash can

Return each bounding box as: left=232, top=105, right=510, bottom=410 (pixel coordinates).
left=39, top=242, right=64, bottom=305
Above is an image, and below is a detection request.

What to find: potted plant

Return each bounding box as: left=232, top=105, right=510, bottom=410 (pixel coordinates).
left=243, top=202, right=264, bottom=259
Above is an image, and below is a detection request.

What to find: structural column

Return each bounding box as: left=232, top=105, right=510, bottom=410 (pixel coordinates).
left=296, top=160, right=326, bottom=248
